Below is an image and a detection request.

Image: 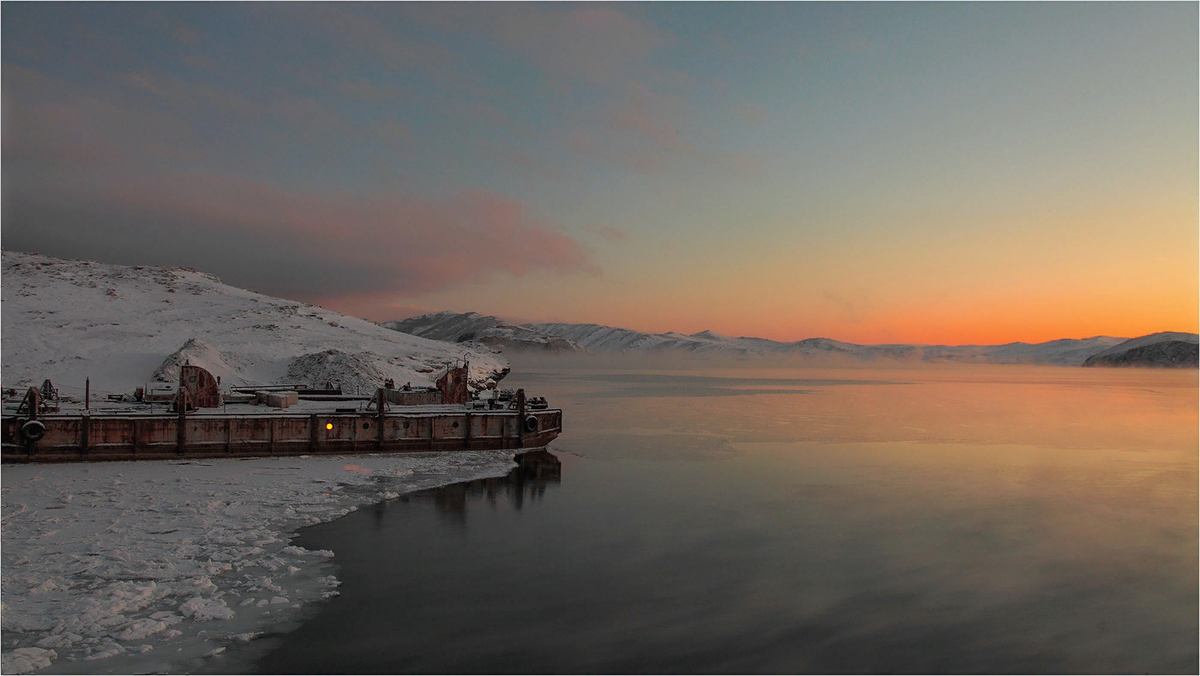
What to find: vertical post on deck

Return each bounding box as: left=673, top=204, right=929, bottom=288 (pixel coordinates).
left=80, top=412, right=89, bottom=456
left=177, top=403, right=187, bottom=455
left=375, top=388, right=386, bottom=450
left=176, top=371, right=187, bottom=454
left=17, top=387, right=41, bottom=459
left=516, top=388, right=526, bottom=448
left=85, top=378, right=90, bottom=410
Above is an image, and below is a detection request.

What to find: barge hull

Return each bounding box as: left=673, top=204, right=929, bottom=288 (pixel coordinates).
left=1, top=409, right=562, bottom=463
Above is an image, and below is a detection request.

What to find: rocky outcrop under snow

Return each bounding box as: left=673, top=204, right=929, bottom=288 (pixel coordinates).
left=1, top=251, right=508, bottom=396
left=383, top=311, right=583, bottom=354
left=1082, top=332, right=1199, bottom=368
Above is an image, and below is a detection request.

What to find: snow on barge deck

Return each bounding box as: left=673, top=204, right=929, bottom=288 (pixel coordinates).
left=1, top=365, right=561, bottom=463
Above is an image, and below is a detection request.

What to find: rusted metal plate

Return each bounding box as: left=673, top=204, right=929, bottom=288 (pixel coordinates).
left=386, top=390, right=442, bottom=406
left=436, top=365, right=470, bottom=406
left=182, top=365, right=221, bottom=408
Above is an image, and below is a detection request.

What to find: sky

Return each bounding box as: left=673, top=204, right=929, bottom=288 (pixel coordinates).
left=3, top=2, right=1196, bottom=345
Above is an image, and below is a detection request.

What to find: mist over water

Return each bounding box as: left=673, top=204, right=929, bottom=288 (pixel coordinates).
left=251, top=362, right=1197, bottom=674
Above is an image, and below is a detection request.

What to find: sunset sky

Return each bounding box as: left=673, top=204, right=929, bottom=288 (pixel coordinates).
left=4, top=3, right=1196, bottom=345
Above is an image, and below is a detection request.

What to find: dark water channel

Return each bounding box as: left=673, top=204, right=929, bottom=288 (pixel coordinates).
left=252, top=366, right=1198, bottom=674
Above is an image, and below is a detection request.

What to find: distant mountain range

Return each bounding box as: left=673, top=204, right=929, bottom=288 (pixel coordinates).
left=384, top=311, right=1199, bottom=367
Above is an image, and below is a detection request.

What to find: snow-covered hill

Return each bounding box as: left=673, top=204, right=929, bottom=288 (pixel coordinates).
left=1, top=252, right=509, bottom=397
left=1082, top=332, right=1199, bottom=368
left=917, top=336, right=1131, bottom=365
left=383, top=312, right=583, bottom=354
left=390, top=312, right=1129, bottom=365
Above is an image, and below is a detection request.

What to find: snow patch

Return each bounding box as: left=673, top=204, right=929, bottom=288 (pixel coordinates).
left=151, top=337, right=245, bottom=385
left=0, top=251, right=507, bottom=393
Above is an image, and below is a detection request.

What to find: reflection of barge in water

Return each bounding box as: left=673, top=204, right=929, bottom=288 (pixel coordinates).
left=1, top=364, right=561, bottom=463
left=398, top=450, right=563, bottom=522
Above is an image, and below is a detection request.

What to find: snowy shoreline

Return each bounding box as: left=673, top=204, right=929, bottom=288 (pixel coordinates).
left=1, top=451, right=519, bottom=674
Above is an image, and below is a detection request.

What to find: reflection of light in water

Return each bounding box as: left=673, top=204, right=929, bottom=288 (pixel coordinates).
left=514, top=364, right=1197, bottom=456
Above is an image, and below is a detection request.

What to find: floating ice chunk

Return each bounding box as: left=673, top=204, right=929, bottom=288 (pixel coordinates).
left=35, top=633, right=81, bottom=649
left=189, top=576, right=218, bottom=594
left=228, top=632, right=262, bottom=644
left=148, top=611, right=184, bottom=625
left=114, top=619, right=168, bottom=641
left=203, top=646, right=226, bottom=657
left=29, top=579, right=62, bottom=595
left=178, top=597, right=234, bottom=622
left=270, top=596, right=289, bottom=605
left=2, top=647, right=57, bottom=673
left=84, top=643, right=125, bottom=661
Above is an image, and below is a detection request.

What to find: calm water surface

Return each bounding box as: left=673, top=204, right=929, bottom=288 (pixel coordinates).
left=251, top=365, right=1197, bottom=673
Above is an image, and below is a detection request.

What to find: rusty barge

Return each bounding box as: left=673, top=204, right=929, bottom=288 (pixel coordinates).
left=1, top=364, right=561, bottom=464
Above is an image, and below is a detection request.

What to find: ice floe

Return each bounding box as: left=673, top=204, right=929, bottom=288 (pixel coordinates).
left=1, top=452, right=516, bottom=673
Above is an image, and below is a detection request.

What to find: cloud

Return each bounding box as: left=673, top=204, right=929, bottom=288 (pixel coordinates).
left=5, top=170, right=598, bottom=304
left=569, top=83, right=766, bottom=178
left=567, top=128, right=668, bottom=175
left=741, top=102, right=770, bottom=125
left=822, top=289, right=871, bottom=325
left=3, top=60, right=414, bottom=183
left=477, top=5, right=669, bottom=83
left=3, top=63, right=199, bottom=176
left=474, top=141, right=553, bottom=179
left=115, top=68, right=262, bottom=119
left=606, top=83, right=690, bottom=154
left=172, top=26, right=201, bottom=47
left=584, top=223, right=630, bottom=242
left=336, top=79, right=401, bottom=102
left=181, top=54, right=220, bottom=73
left=265, top=4, right=456, bottom=72
left=710, top=150, right=766, bottom=179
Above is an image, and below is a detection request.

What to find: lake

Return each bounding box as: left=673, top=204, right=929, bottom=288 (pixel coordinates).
left=249, top=364, right=1197, bottom=673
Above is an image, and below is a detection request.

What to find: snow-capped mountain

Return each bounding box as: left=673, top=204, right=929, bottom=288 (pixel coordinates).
left=387, top=312, right=1134, bottom=365
left=1082, top=332, right=1199, bottom=367
left=0, top=252, right=509, bottom=396
left=917, top=336, right=1132, bottom=365
left=524, top=322, right=1129, bottom=364
left=382, top=312, right=583, bottom=353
